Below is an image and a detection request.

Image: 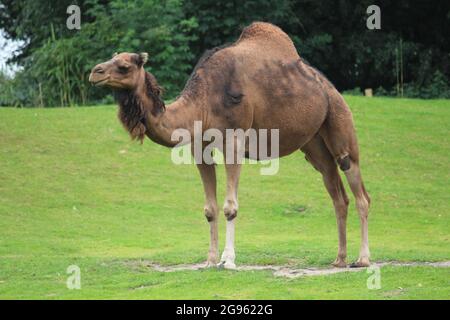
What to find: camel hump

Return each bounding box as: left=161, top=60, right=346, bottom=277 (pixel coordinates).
left=237, top=22, right=295, bottom=46
left=235, top=22, right=298, bottom=59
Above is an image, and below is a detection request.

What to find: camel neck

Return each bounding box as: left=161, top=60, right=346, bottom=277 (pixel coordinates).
left=146, top=95, right=201, bottom=148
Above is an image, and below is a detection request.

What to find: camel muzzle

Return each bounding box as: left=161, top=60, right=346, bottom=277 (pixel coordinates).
left=89, top=65, right=110, bottom=86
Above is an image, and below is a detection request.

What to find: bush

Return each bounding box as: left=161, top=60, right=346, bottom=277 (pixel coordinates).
left=374, top=71, right=450, bottom=99
left=2, top=0, right=198, bottom=107
left=342, top=88, right=363, bottom=96
left=1, top=0, right=449, bottom=106
left=0, top=69, right=35, bottom=107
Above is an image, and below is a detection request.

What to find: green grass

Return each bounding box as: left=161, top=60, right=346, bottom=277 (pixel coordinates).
left=0, top=96, right=449, bottom=299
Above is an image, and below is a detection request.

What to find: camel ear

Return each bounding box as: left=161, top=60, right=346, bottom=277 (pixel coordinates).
left=139, top=52, right=149, bottom=65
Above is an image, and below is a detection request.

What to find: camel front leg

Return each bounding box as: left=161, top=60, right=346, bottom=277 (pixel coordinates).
left=196, top=163, right=219, bottom=267
left=219, top=162, right=241, bottom=270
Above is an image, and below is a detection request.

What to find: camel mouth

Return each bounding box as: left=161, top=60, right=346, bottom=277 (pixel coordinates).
left=89, top=75, right=110, bottom=87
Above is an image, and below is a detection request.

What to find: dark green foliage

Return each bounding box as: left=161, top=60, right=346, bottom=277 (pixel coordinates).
left=0, top=0, right=197, bottom=106
left=0, top=0, right=449, bottom=106
left=373, top=71, right=450, bottom=99
left=182, top=0, right=299, bottom=60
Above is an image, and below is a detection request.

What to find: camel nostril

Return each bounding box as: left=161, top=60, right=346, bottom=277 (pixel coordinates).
left=93, top=66, right=105, bottom=74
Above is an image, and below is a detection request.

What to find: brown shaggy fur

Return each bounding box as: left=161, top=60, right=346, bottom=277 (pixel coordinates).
left=115, top=72, right=164, bottom=142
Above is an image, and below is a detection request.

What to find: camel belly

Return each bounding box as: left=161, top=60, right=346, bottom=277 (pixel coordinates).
left=248, top=98, right=328, bottom=159
left=245, top=123, right=319, bottom=159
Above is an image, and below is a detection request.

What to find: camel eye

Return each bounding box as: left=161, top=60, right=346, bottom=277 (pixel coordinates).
left=118, top=65, right=130, bottom=73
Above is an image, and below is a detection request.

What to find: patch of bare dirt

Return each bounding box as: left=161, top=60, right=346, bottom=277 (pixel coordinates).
left=135, top=260, right=450, bottom=279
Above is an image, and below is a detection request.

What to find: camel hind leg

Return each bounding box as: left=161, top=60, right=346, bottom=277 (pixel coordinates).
left=301, top=135, right=350, bottom=267
left=344, top=161, right=371, bottom=267
left=319, top=92, right=371, bottom=267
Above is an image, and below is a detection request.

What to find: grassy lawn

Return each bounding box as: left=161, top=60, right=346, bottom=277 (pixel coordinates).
left=0, top=96, right=449, bottom=299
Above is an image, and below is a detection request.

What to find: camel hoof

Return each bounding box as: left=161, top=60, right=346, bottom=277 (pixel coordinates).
left=217, top=261, right=237, bottom=270
left=349, top=257, right=370, bottom=268
left=332, top=259, right=347, bottom=268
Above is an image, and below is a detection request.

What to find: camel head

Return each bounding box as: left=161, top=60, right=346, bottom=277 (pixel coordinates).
left=89, top=52, right=166, bottom=143
left=89, top=52, right=149, bottom=90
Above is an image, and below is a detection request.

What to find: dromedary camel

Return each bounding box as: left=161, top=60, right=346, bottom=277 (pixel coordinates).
left=89, top=22, right=371, bottom=269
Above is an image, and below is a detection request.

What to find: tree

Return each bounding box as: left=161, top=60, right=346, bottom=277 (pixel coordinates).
left=0, top=0, right=198, bottom=106
left=183, top=0, right=299, bottom=60
left=1, top=0, right=449, bottom=106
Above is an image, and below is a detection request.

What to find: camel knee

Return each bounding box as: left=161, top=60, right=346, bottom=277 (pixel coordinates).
left=223, top=200, right=238, bottom=221
left=204, top=204, right=218, bottom=222
left=337, top=154, right=351, bottom=171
